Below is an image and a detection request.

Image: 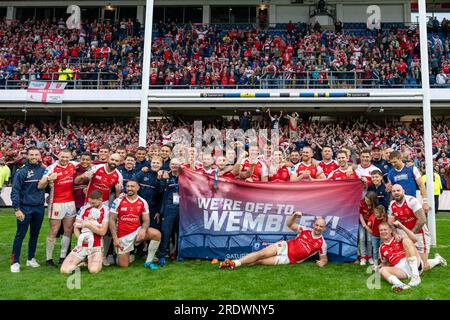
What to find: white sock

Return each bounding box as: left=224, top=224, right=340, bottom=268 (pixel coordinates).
left=46, top=237, right=56, bottom=261
left=407, top=256, right=420, bottom=278
left=388, top=275, right=402, bottom=286
left=60, top=235, right=71, bottom=258
left=428, top=258, right=441, bottom=269
left=145, top=240, right=161, bottom=263
left=103, top=236, right=112, bottom=257
left=234, top=260, right=242, bottom=267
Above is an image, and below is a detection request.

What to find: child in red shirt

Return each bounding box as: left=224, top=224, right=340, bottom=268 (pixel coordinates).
left=357, top=191, right=378, bottom=266
left=366, top=205, right=387, bottom=266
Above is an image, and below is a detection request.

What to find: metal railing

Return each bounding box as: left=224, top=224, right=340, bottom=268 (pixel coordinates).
left=1, top=71, right=449, bottom=90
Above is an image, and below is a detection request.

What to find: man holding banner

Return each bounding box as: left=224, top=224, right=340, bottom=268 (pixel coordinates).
left=219, top=211, right=328, bottom=269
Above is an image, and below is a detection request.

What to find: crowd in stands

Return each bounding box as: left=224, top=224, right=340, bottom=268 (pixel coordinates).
left=1, top=17, right=449, bottom=89
left=1, top=113, right=449, bottom=190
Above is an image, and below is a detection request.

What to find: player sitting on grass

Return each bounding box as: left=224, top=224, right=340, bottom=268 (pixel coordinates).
left=378, top=220, right=426, bottom=292
left=219, top=211, right=328, bottom=269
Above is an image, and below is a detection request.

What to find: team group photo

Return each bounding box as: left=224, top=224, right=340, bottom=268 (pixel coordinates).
left=0, top=0, right=450, bottom=302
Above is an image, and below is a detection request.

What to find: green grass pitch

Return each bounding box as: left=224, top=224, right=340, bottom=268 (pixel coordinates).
left=0, top=209, right=449, bottom=300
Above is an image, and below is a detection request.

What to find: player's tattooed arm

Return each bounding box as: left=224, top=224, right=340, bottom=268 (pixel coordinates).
left=109, top=211, right=119, bottom=247
left=411, top=208, right=426, bottom=234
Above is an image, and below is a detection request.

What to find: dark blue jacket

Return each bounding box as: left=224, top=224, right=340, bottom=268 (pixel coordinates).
left=118, top=165, right=137, bottom=190
left=160, top=173, right=179, bottom=216
left=161, top=159, right=170, bottom=171
left=11, top=162, right=46, bottom=208
left=367, top=183, right=391, bottom=210
left=135, top=170, right=162, bottom=212
left=134, top=159, right=150, bottom=172
left=371, top=158, right=391, bottom=178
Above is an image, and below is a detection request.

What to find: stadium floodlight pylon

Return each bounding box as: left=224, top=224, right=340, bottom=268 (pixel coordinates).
left=139, top=0, right=154, bottom=147
left=418, top=0, right=436, bottom=247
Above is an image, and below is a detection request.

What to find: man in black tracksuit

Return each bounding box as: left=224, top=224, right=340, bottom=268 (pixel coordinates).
left=158, top=158, right=180, bottom=266
left=10, top=147, right=46, bottom=272
left=134, top=157, right=163, bottom=230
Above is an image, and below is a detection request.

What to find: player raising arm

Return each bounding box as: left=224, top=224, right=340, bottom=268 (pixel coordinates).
left=219, top=211, right=327, bottom=269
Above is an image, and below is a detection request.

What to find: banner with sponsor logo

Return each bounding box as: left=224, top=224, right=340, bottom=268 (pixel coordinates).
left=178, top=169, right=365, bottom=262
left=27, top=81, right=67, bottom=104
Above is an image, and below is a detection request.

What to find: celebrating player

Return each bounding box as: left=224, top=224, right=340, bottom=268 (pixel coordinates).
left=388, top=184, right=446, bottom=272
left=219, top=211, right=327, bottom=269
left=318, top=146, right=338, bottom=177
left=38, top=149, right=78, bottom=267
left=60, top=190, right=109, bottom=274
left=109, top=180, right=161, bottom=269
left=328, top=150, right=359, bottom=180
left=290, top=146, right=326, bottom=181
left=378, top=221, right=424, bottom=292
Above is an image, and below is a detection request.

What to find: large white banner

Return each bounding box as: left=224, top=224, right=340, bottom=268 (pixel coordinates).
left=27, top=81, right=67, bottom=104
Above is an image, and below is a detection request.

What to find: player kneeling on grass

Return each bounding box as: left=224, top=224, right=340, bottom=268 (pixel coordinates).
left=220, top=211, right=327, bottom=269
left=377, top=220, right=425, bottom=292
left=60, top=190, right=109, bottom=274
left=109, top=180, right=161, bottom=269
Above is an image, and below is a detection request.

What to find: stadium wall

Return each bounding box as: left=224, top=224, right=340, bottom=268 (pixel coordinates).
left=2, top=89, right=450, bottom=104
left=0, top=0, right=411, bottom=24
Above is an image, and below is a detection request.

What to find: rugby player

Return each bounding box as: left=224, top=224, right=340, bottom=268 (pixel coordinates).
left=290, top=146, right=326, bottom=181
left=220, top=211, right=327, bottom=269
left=60, top=190, right=109, bottom=274
left=38, top=149, right=78, bottom=266
left=109, top=180, right=161, bottom=269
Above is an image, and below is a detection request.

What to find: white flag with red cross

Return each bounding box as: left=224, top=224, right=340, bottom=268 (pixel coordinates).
left=27, top=81, right=67, bottom=104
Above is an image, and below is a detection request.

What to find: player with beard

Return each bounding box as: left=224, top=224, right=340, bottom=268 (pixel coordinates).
left=220, top=211, right=327, bottom=269
left=38, top=149, right=78, bottom=267
left=388, top=184, right=446, bottom=272
left=109, top=180, right=161, bottom=269
left=318, top=146, right=339, bottom=177
left=286, top=150, right=301, bottom=175
left=328, top=150, right=360, bottom=180
left=73, top=152, right=92, bottom=212
left=290, top=146, right=326, bottom=181
left=75, top=153, right=123, bottom=265
left=60, top=190, right=109, bottom=274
